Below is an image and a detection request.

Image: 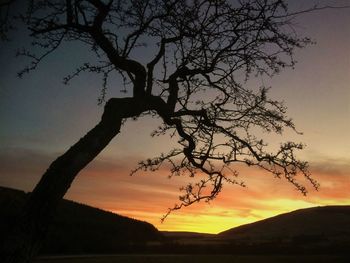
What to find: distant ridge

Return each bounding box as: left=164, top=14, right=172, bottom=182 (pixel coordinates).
left=0, top=186, right=162, bottom=254
left=161, top=231, right=215, bottom=238
left=160, top=206, right=350, bottom=254
left=219, top=205, right=350, bottom=251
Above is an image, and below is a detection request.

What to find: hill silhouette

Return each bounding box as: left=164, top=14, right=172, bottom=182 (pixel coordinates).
left=1, top=186, right=349, bottom=255
left=0, top=186, right=162, bottom=254
left=149, top=206, right=350, bottom=254
left=218, top=206, right=350, bottom=253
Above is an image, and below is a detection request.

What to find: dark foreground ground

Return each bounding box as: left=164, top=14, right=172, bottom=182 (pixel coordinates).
left=35, top=254, right=350, bottom=263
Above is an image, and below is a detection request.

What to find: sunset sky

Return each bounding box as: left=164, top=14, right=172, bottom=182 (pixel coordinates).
left=0, top=0, right=349, bottom=234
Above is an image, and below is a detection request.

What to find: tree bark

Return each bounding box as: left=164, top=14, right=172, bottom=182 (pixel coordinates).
left=0, top=97, right=149, bottom=263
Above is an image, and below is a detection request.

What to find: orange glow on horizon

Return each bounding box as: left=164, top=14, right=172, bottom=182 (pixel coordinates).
left=63, top=161, right=350, bottom=234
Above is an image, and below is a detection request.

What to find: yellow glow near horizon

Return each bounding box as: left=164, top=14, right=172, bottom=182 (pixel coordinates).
left=72, top=162, right=350, bottom=235
left=113, top=209, right=260, bottom=234
left=108, top=195, right=350, bottom=234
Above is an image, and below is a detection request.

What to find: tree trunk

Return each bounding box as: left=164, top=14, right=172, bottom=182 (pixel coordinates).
left=0, top=97, right=148, bottom=263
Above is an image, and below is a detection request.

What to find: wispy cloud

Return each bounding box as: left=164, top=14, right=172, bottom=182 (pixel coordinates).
left=0, top=147, right=56, bottom=191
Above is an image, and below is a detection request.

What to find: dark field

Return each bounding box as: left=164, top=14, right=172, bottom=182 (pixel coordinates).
left=35, top=254, right=350, bottom=263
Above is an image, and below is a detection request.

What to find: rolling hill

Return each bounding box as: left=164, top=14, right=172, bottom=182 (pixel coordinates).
left=218, top=206, right=350, bottom=252
left=1, top=186, right=349, bottom=255
left=0, top=186, right=162, bottom=254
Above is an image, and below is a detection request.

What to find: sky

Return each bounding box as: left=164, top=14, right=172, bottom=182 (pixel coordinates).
left=0, top=0, right=349, bottom=234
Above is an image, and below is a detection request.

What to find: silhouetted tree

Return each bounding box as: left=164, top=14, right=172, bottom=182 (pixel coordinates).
left=0, top=0, right=14, bottom=40
left=0, top=0, right=321, bottom=262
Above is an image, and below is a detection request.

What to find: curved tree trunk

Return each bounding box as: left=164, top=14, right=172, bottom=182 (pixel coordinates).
left=0, top=97, right=149, bottom=263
